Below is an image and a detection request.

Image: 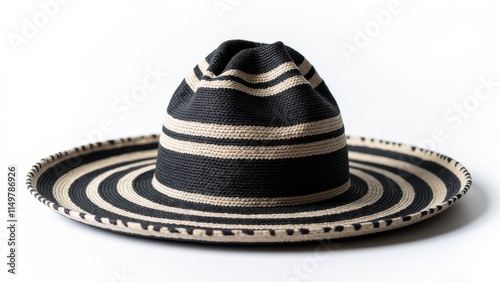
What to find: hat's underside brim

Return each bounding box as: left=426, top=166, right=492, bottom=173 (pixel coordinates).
left=27, top=135, right=471, bottom=244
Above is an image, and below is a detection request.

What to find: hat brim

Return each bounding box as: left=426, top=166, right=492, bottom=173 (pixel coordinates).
left=27, top=135, right=471, bottom=244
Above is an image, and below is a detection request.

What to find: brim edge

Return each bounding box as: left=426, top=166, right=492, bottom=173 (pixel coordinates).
left=25, top=134, right=472, bottom=243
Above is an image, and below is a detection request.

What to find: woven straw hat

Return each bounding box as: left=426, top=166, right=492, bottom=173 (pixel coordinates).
left=27, top=40, right=471, bottom=244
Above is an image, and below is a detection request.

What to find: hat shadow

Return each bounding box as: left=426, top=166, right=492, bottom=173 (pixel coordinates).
left=67, top=181, right=487, bottom=252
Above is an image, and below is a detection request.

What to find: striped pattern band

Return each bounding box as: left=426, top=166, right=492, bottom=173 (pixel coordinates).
left=27, top=135, right=471, bottom=243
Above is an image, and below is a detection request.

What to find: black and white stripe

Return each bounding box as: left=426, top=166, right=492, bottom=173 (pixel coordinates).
left=26, top=135, right=471, bottom=243
left=26, top=40, right=472, bottom=243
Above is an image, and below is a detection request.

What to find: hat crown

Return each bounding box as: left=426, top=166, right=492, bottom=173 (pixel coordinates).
left=153, top=40, right=349, bottom=207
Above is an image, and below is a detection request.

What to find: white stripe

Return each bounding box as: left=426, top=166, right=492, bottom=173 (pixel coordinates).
left=348, top=162, right=417, bottom=223
left=185, top=60, right=211, bottom=92
left=52, top=151, right=157, bottom=213
left=198, top=58, right=209, bottom=72
left=151, top=175, right=351, bottom=207
left=204, top=61, right=299, bottom=83
left=298, top=58, right=323, bottom=87
left=164, top=113, right=343, bottom=140
left=184, top=58, right=323, bottom=93
left=297, top=58, right=312, bottom=74
left=308, top=72, right=323, bottom=88
left=197, top=75, right=309, bottom=97
left=348, top=151, right=447, bottom=209
left=159, top=132, right=346, bottom=160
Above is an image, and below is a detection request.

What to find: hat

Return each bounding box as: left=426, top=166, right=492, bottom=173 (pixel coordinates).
left=27, top=40, right=471, bottom=244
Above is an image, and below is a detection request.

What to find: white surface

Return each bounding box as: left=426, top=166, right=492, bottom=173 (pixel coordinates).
left=1, top=0, right=499, bottom=281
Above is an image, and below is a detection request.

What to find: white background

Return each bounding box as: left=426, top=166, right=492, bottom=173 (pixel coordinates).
left=1, top=0, right=499, bottom=281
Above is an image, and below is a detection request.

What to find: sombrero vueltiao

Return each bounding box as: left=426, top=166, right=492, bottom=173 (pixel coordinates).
left=27, top=40, right=471, bottom=244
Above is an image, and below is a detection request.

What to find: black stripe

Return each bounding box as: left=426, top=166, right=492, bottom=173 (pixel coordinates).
left=303, top=66, right=316, bottom=81
left=154, top=146, right=350, bottom=198
left=193, top=65, right=203, bottom=80
left=348, top=144, right=461, bottom=199
left=162, top=125, right=345, bottom=147
left=135, top=170, right=367, bottom=215
left=167, top=84, right=339, bottom=126
left=201, top=68, right=304, bottom=89
left=67, top=162, right=158, bottom=227
left=66, top=158, right=154, bottom=220
left=124, top=165, right=400, bottom=225
left=350, top=158, right=434, bottom=219
left=65, top=165, right=371, bottom=226
left=36, top=142, right=158, bottom=204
